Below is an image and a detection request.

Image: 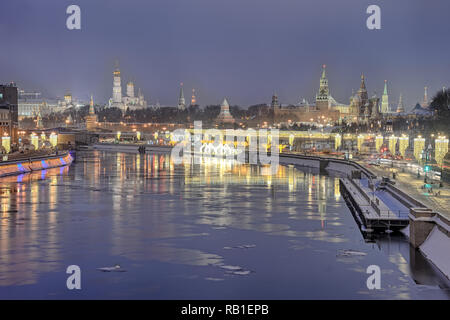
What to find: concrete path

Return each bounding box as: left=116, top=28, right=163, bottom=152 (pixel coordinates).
left=360, top=162, right=450, bottom=220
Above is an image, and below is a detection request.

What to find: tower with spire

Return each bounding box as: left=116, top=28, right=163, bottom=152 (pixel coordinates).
left=316, top=64, right=330, bottom=111
left=381, top=80, right=389, bottom=114
left=357, top=74, right=369, bottom=112
left=112, top=61, right=122, bottom=105
left=191, top=89, right=197, bottom=106
left=85, top=95, right=98, bottom=131
left=178, top=83, right=186, bottom=110
left=35, top=105, right=43, bottom=129
left=422, top=86, right=429, bottom=108
left=396, top=94, right=405, bottom=113
left=271, top=93, right=280, bottom=109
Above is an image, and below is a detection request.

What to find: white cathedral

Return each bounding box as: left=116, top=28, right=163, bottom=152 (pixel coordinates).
left=108, top=64, right=147, bottom=111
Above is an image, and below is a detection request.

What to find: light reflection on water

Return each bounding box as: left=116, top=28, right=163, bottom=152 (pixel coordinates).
left=0, top=151, right=448, bottom=299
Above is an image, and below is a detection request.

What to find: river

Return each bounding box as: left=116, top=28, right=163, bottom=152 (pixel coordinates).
left=0, top=151, right=448, bottom=299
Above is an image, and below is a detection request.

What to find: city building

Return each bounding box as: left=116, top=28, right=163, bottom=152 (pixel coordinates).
left=271, top=93, right=280, bottom=109
left=0, top=84, right=19, bottom=144
left=109, top=63, right=147, bottom=111
left=216, top=98, right=235, bottom=124
left=274, top=65, right=351, bottom=124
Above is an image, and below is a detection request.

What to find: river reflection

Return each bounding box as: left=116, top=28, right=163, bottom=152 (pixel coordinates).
left=0, top=151, right=448, bottom=299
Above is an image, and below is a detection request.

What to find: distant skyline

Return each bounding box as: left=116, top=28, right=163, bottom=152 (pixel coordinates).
left=1, top=0, right=449, bottom=109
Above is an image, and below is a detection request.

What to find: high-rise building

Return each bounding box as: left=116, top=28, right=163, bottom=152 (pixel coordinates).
left=315, top=65, right=330, bottom=111
left=0, top=84, right=19, bottom=144
left=381, top=80, right=389, bottom=114
left=177, top=83, right=186, bottom=110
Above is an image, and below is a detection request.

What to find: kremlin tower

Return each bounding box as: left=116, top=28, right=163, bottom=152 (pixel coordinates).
left=381, top=80, right=389, bottom=114
left=422, top=86, right=429, bottom=108
left=191, top=89, right=197, bottom=106
left=178, top=83, right=186, bottom=110
left=315, top=65, right=330, bottom=111
left=396, top=94, right=405, bottom=113
left=85, top=95, right=97, bottom=131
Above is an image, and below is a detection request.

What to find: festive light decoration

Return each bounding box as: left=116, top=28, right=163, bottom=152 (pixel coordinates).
left=388, top=135, right=398, bottom=155
left=136, top=131, right=141, bottom=141
left=2, top=135, right=11, bottom=153
left=357, top=135, right=364, bottom=152
left=334, top=134, right=341, bottom=150
left=117, top=131, right=121, bottom=140
left=375, top=135, right=383, bottom=152
left=435, top=136, right=449, bottom=166
left=414, top=136, right=425, bottom=162
left=49, top=132, right=58, bottom=147
left=31, top=133, right=39, bottom=150
left=398, top=135, right=409, bottom=158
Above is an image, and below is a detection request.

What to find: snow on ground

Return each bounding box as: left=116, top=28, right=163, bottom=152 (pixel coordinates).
left=420, top=226, right=450, bottom=279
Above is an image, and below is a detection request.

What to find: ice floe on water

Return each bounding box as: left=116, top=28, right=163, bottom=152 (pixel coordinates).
left=218, top=264, right=254, bottom=276
left=97, top=264, right=126, bottom=272
left=337, top=249, right=367, bottom=257
left=223, top=244, right=256, bottom=250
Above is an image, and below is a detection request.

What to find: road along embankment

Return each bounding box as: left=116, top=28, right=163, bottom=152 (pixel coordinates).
left=91, top=143, right=172, bottom=154
left=0, top=152, right=73, bottom=178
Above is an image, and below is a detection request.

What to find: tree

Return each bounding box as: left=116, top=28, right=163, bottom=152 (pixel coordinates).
left=430, top=88, right=450, bottom=119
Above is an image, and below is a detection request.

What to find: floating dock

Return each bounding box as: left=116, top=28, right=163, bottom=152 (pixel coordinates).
left=340, top=177, right=409, bottom=232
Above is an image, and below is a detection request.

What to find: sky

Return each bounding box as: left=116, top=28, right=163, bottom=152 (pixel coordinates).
left=0, top=0, right=449, bottom=109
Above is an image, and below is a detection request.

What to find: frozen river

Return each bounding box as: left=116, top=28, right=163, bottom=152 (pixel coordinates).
left=0, top=151, right=448, bottom=299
